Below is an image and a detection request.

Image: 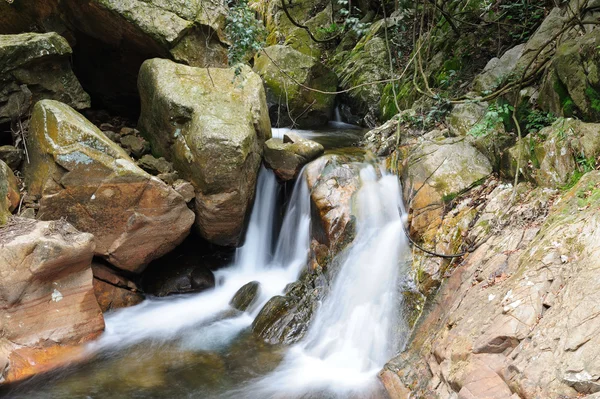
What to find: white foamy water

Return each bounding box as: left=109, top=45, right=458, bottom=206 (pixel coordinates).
left=239, top=165, right=410, bottom=398
left=90, top=166, right=312, bottom=352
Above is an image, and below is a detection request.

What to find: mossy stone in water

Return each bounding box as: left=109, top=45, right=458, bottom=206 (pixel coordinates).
left=230, top=281, right=261, bottom=311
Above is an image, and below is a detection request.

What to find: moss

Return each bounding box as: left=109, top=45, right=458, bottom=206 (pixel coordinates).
left=380, top=80, right=415, bottom=121
left=553, top=78, right=575, bottom=117
left=585, top=85, right=600, bottom=116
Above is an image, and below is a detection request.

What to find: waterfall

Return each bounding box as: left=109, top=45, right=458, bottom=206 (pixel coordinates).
left=239, top=165, right=410, bottom=398
left=90, top=166, right=312, bottom=351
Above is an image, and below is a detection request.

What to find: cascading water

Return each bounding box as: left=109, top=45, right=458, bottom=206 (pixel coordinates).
left=90, top=166, right=311, bottom=351
left=8, top=128, right=410, bottom=399
left=237, top=165, right=410, bottom=399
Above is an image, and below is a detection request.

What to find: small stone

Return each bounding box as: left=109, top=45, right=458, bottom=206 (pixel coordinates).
left=99, top=122, right=114, bottom=131
left=102, top=130, right=120, bottom=143
left=120, top=127, right=136, bottom=136
left=20, top=208, right=36, bottom=219
left=137, top=154, right=174, bottom=175
left=158, top=172, right=179, bottom=185
left=173, top=180, right=195, bottom=203
left=561, top=255, right=569, bottom=263
left=120, top=135, right=150, bottom=158
left=0, top=145, right=24, bottom=170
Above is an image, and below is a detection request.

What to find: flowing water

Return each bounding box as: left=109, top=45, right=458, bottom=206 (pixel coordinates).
left=4, top=126, right=411, bottom=399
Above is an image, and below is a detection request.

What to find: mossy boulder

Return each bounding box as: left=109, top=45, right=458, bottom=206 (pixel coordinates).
left=0, top=33, right=90, bottom=125
left=505, top=118, right=600, bottom=188
left=0, top=0, right=228, bottom=112
left=447, top=102, right=488, bottom=137
left=254, top=45, right=337, bottom=128
left=331, top=19, right=391, bottom=124
left=138, top=59, right=271, bottom=247
left=0, top=160, right=20, bottom=225
left=400, top=135, right=492, bottom=236
left=24, top=100, right=195, bottom=273
left=264, top=133, right=324, bottom=181
left=539, top=29, right=600, bottom=121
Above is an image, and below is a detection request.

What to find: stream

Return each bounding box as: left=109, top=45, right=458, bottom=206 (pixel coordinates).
left=3, top=123, right=411, bottom=399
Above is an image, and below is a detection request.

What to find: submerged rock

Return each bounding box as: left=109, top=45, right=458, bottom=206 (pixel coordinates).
left=0, top=218, right=104, bottom=383
left=0, top=32, right=90, bottom=125
left=24, top=100, right=195, bottom=273
left=230, top=281, right=261, bottom=312
left=138, top=59, right=271, bottom=247
left=254, top=45, right=337, bottom=128
left=264, top=133, right=325, bottom=181
left=0, top=160, right=19, bottom=225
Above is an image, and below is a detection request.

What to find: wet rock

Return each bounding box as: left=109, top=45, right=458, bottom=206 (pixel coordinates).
left=119, top=134, right=150, bottom=158
left=264, top=133, right=325, bottom=181
left=230, top=281, right=261, bottom=311
left=138, top=59, right=270, bottom=247
left=0, top=218, right=104, bottom=383
left=0, top=32, right=90, bottom=124
left=305, top=154, right=363, bottom=250
left=252, top=296, right=293, bottom=341
left=191, top=267, right=216, bottom=291
left=0, top=159, right=19, bottom=225
left=0, top=145, right=23, bottom=170
left=254, top=45, right=337, bottom=128
left=24, top=100, right=195, bottom=273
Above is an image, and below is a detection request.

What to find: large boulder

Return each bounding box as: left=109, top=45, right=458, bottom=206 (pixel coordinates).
left=0, top=32, right=90, bottom=125
left=0, top=218, right=104, bottom=383
left=138, top=59, right=271, bottom=247
left=305, top=154, right=364, bottom=250
left=263, top=133, right=324, bottom=181
left=539, top=29, right=600, bottom=120
left=472, top=44, right=525, bottom=94
left=399, top=134, right=493, bottom=236
left=331, top=19, right=393, bottom=124
left=0, top=160, right=19, bottom=225
left=24, top=100, right=195, bottom=273
left=92, top=263, right=145, bottom=312
left=254, top=45, right=337, bottom=128
left=505, top=118, right=600, bottom=188
left=0, top=0, right=228, bottom=112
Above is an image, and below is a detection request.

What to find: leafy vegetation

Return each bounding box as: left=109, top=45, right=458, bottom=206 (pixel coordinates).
left=468, top=102, right=514, bottom=138
left=225, top=0, right=267, bottom=66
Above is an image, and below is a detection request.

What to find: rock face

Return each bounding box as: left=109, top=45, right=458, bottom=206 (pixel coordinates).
left=505, top=118, right=600, bottom=188
left=254, top=45, right=337, bottom=128
left=92, top=263, right=144, bottom=312
left=540, top=28, right=600, bottom=120
left=0, top=0, right=228, bottom=111
left=24, top=100, right=195, bottom=273
left=399, top=134, right=492, bottom=236
left=381, top=170, right=600, bottom=399
left=331, top=19, right=393, bottom=124
left=473, top=44, right=525, bottom=94
left=0, top=160, right=19, bottom=225
left=0, top=32, right=90, bottom=125
left=263, top=133, right=324, bottom=181
left=138, top=59, right=271, bottom=247
left=0, top=218, right=104, bottom=383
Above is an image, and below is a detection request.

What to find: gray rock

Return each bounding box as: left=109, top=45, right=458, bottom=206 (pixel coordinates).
left=230, top=281, right=261, bottom=311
